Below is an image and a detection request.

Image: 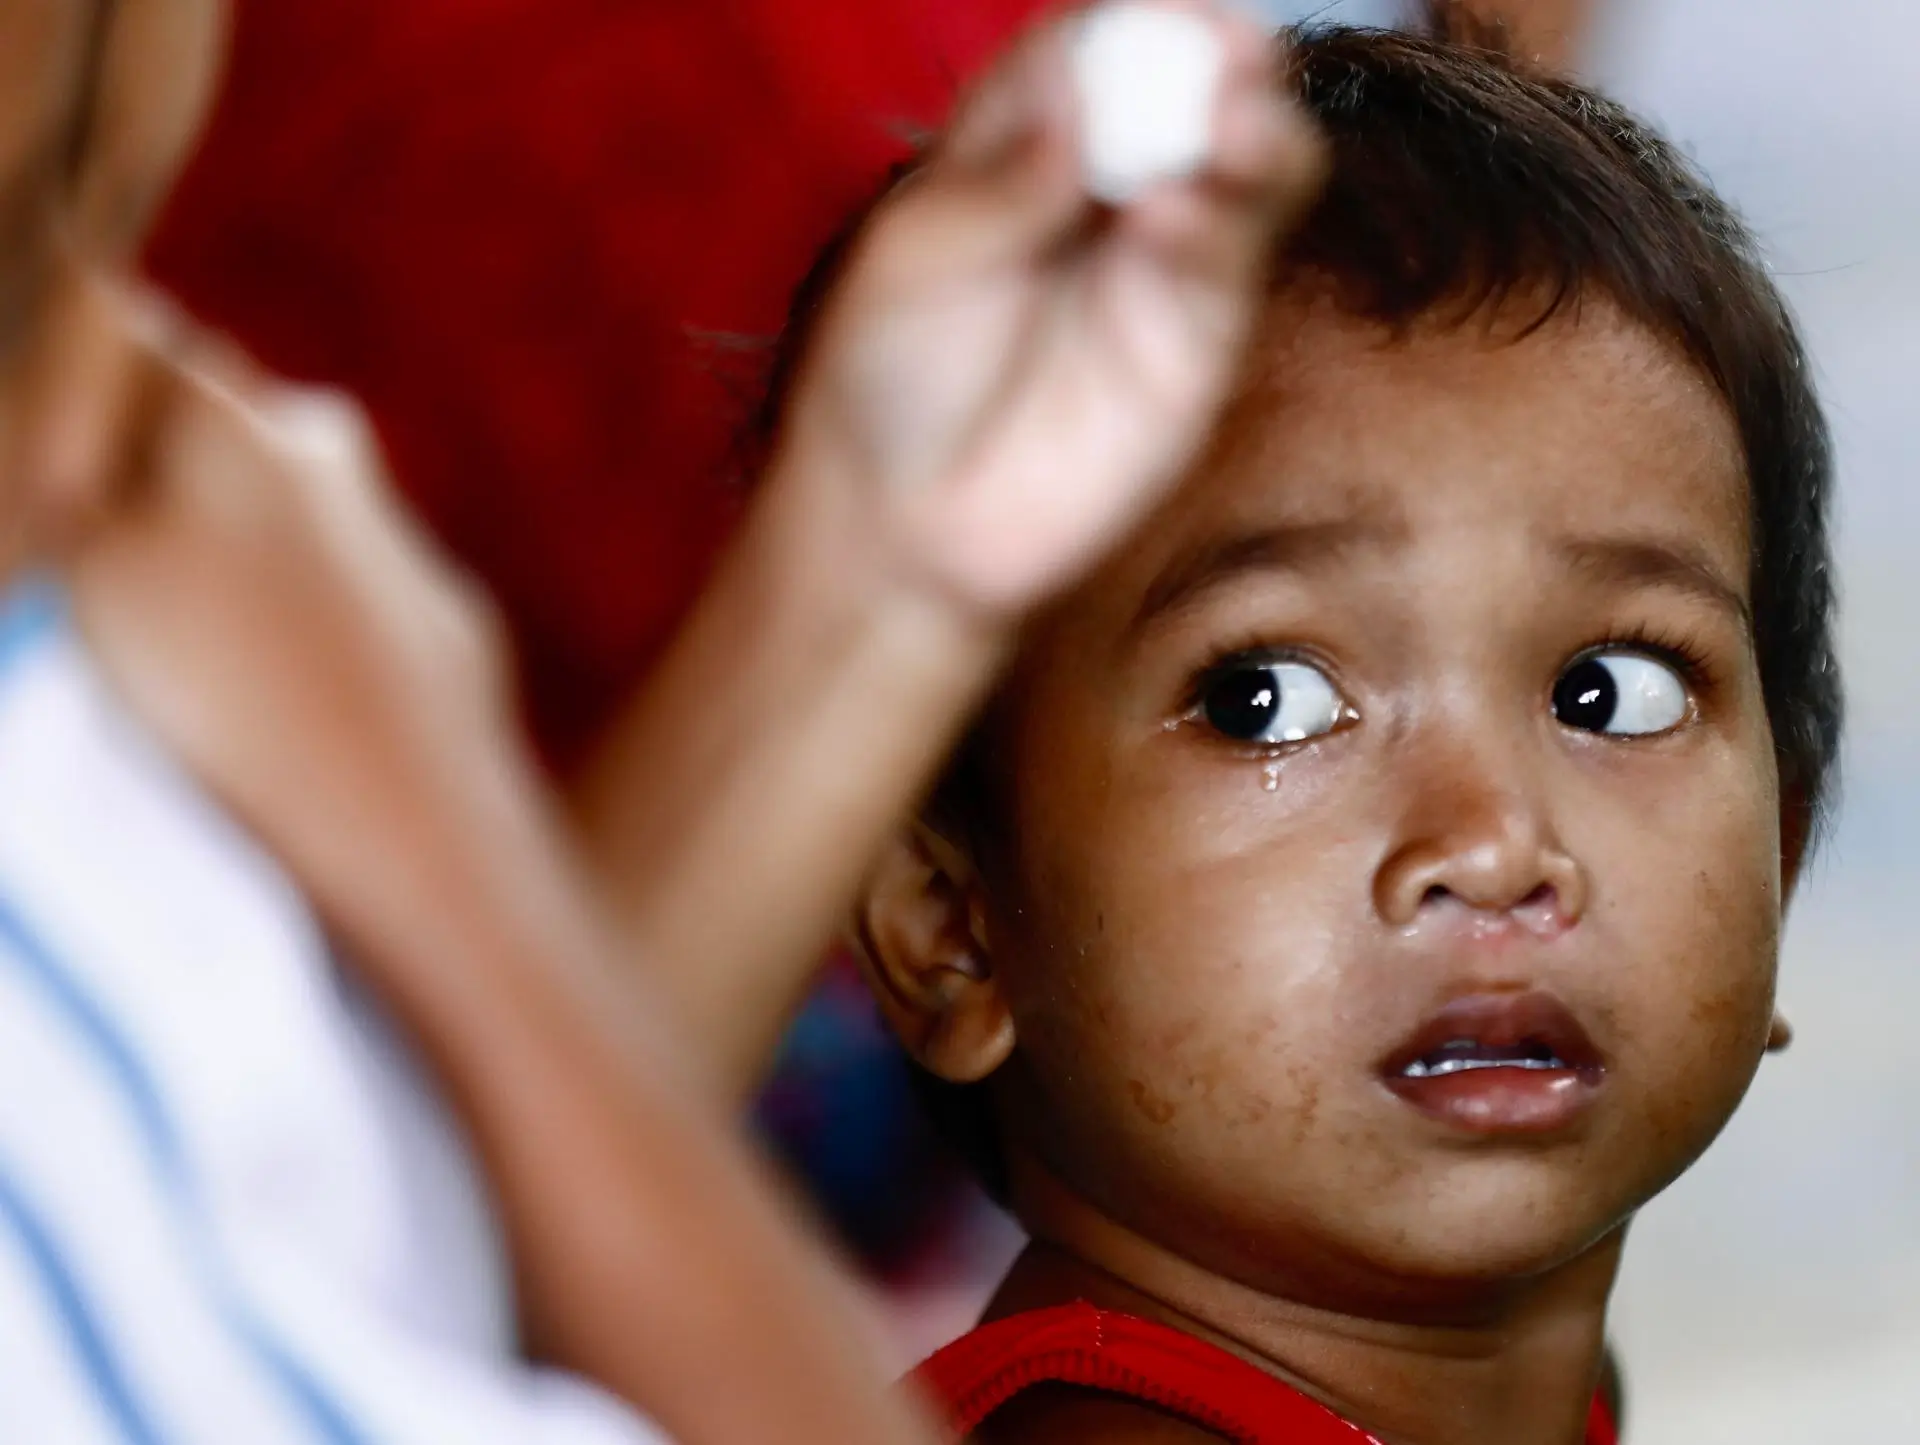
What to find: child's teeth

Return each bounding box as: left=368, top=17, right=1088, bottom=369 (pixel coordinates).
left=1401, top=1050, right=1568, bottom=1079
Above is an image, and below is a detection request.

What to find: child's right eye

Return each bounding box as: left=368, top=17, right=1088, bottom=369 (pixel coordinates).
left=1197, top=658, right=1347, bottom=745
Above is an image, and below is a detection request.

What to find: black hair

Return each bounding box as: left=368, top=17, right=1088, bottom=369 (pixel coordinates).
left=760, top=18, right=1841, bottom=1202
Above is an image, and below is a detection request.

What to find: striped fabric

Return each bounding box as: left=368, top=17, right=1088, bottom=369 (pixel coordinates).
left=0, top=580, right=664, bottom=1445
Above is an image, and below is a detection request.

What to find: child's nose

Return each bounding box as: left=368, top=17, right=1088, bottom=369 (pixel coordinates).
left=1371, top=779, right=1588, bottom=935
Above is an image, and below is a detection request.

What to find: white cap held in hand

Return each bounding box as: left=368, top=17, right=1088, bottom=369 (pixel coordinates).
left=1071, top=3, right=1227, bottom=205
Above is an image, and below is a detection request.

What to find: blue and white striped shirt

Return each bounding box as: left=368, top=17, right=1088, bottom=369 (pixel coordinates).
left=0, top=581, right=664, bottom=1445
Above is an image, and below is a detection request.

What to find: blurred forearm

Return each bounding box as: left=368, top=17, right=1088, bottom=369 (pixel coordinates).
left=328, top=711, right=935, bottom=1445
left=574, top=452, right=1008, bottom=1101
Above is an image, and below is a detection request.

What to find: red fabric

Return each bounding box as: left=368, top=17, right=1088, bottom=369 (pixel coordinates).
left=148, top=0, right=1053, bottom=763
left=915, top=1301, right=1620, bottom=1445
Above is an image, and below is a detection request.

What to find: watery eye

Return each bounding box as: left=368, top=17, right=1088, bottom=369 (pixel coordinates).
left=1552, top=651, right=1690, bottom=736
left=1200, top=660, right=1345, bottom=744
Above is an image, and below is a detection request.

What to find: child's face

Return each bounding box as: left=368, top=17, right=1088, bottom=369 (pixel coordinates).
left=973, top=291, right=1784, bottom=1301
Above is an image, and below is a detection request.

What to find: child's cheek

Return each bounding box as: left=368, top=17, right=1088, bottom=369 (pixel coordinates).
left=1580, top=744, right=1782, bottom=1186
left=995, top=776, right=1371, bottom=1180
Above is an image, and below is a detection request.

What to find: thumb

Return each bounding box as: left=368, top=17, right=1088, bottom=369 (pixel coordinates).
left=872, top=13, right=1087, bottom=279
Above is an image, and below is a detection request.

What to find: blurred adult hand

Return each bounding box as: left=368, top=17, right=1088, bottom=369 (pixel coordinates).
left=776, top=0, right=1325, bottom=622
left=65, top=306, right=524, bottom=960
left=60, top=294, right=936, bottom=1445
left=0, top=0, right=521, bottom=955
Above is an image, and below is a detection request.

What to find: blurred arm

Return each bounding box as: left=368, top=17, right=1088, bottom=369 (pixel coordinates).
left=65, top=348, right=935, bottom=1445
left=571, top=456, right=1009, bottom=1098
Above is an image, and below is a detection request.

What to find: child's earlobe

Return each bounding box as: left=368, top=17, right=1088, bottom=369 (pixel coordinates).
left=1766, top=1011, right=1794, bottom=1055
left=849, top=822, right=1016, bottom=1083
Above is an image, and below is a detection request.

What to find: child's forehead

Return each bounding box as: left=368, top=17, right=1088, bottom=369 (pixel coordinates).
left=1244, top=285, right=1731, bottom=453
left=1018, top=293, right=1755, bottom=662
left=1144, top=293, right=1745, bottom=580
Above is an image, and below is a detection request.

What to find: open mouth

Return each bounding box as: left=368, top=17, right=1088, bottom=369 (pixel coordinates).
left=1380, top=991, right=1604, bottom=1133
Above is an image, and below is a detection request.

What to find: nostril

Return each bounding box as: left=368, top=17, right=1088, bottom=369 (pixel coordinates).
left=1416, top=880, right=1563, bottom=925
left=1514, top=883, right=1570, bottom=937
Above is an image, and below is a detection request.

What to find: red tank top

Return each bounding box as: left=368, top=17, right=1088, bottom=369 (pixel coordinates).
left=915, top=1302, right=1619, bottom=1445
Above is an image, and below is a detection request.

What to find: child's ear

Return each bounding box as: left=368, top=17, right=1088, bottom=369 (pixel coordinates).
left=850, top=820, right=1015, bottom=1085
left=1766, top=1012, right=1794, bottom=1054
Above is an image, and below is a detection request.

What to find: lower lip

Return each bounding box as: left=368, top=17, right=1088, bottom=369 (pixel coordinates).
left=1384, top=1067, right=1602, bottom=1134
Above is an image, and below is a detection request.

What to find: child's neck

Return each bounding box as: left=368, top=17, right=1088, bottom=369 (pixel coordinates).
left=995, top=1161, right=1620, bottom=1445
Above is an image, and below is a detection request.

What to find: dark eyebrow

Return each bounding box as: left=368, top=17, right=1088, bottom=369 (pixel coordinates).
left=1557, top=536, right=1752, bottom=632
left=1130, top=518, right=1402, bottom=637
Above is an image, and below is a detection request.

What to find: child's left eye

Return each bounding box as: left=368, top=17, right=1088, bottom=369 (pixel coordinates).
left=1197, top=659, right=1346, bottom=744
left=1551, top=649, right=1691, bottom=736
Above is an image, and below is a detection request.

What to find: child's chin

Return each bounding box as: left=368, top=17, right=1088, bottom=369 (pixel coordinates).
left=1379, top=1223, right=1608, bottom=1285
left=1331, top=1167, right=1633, bottom=1284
